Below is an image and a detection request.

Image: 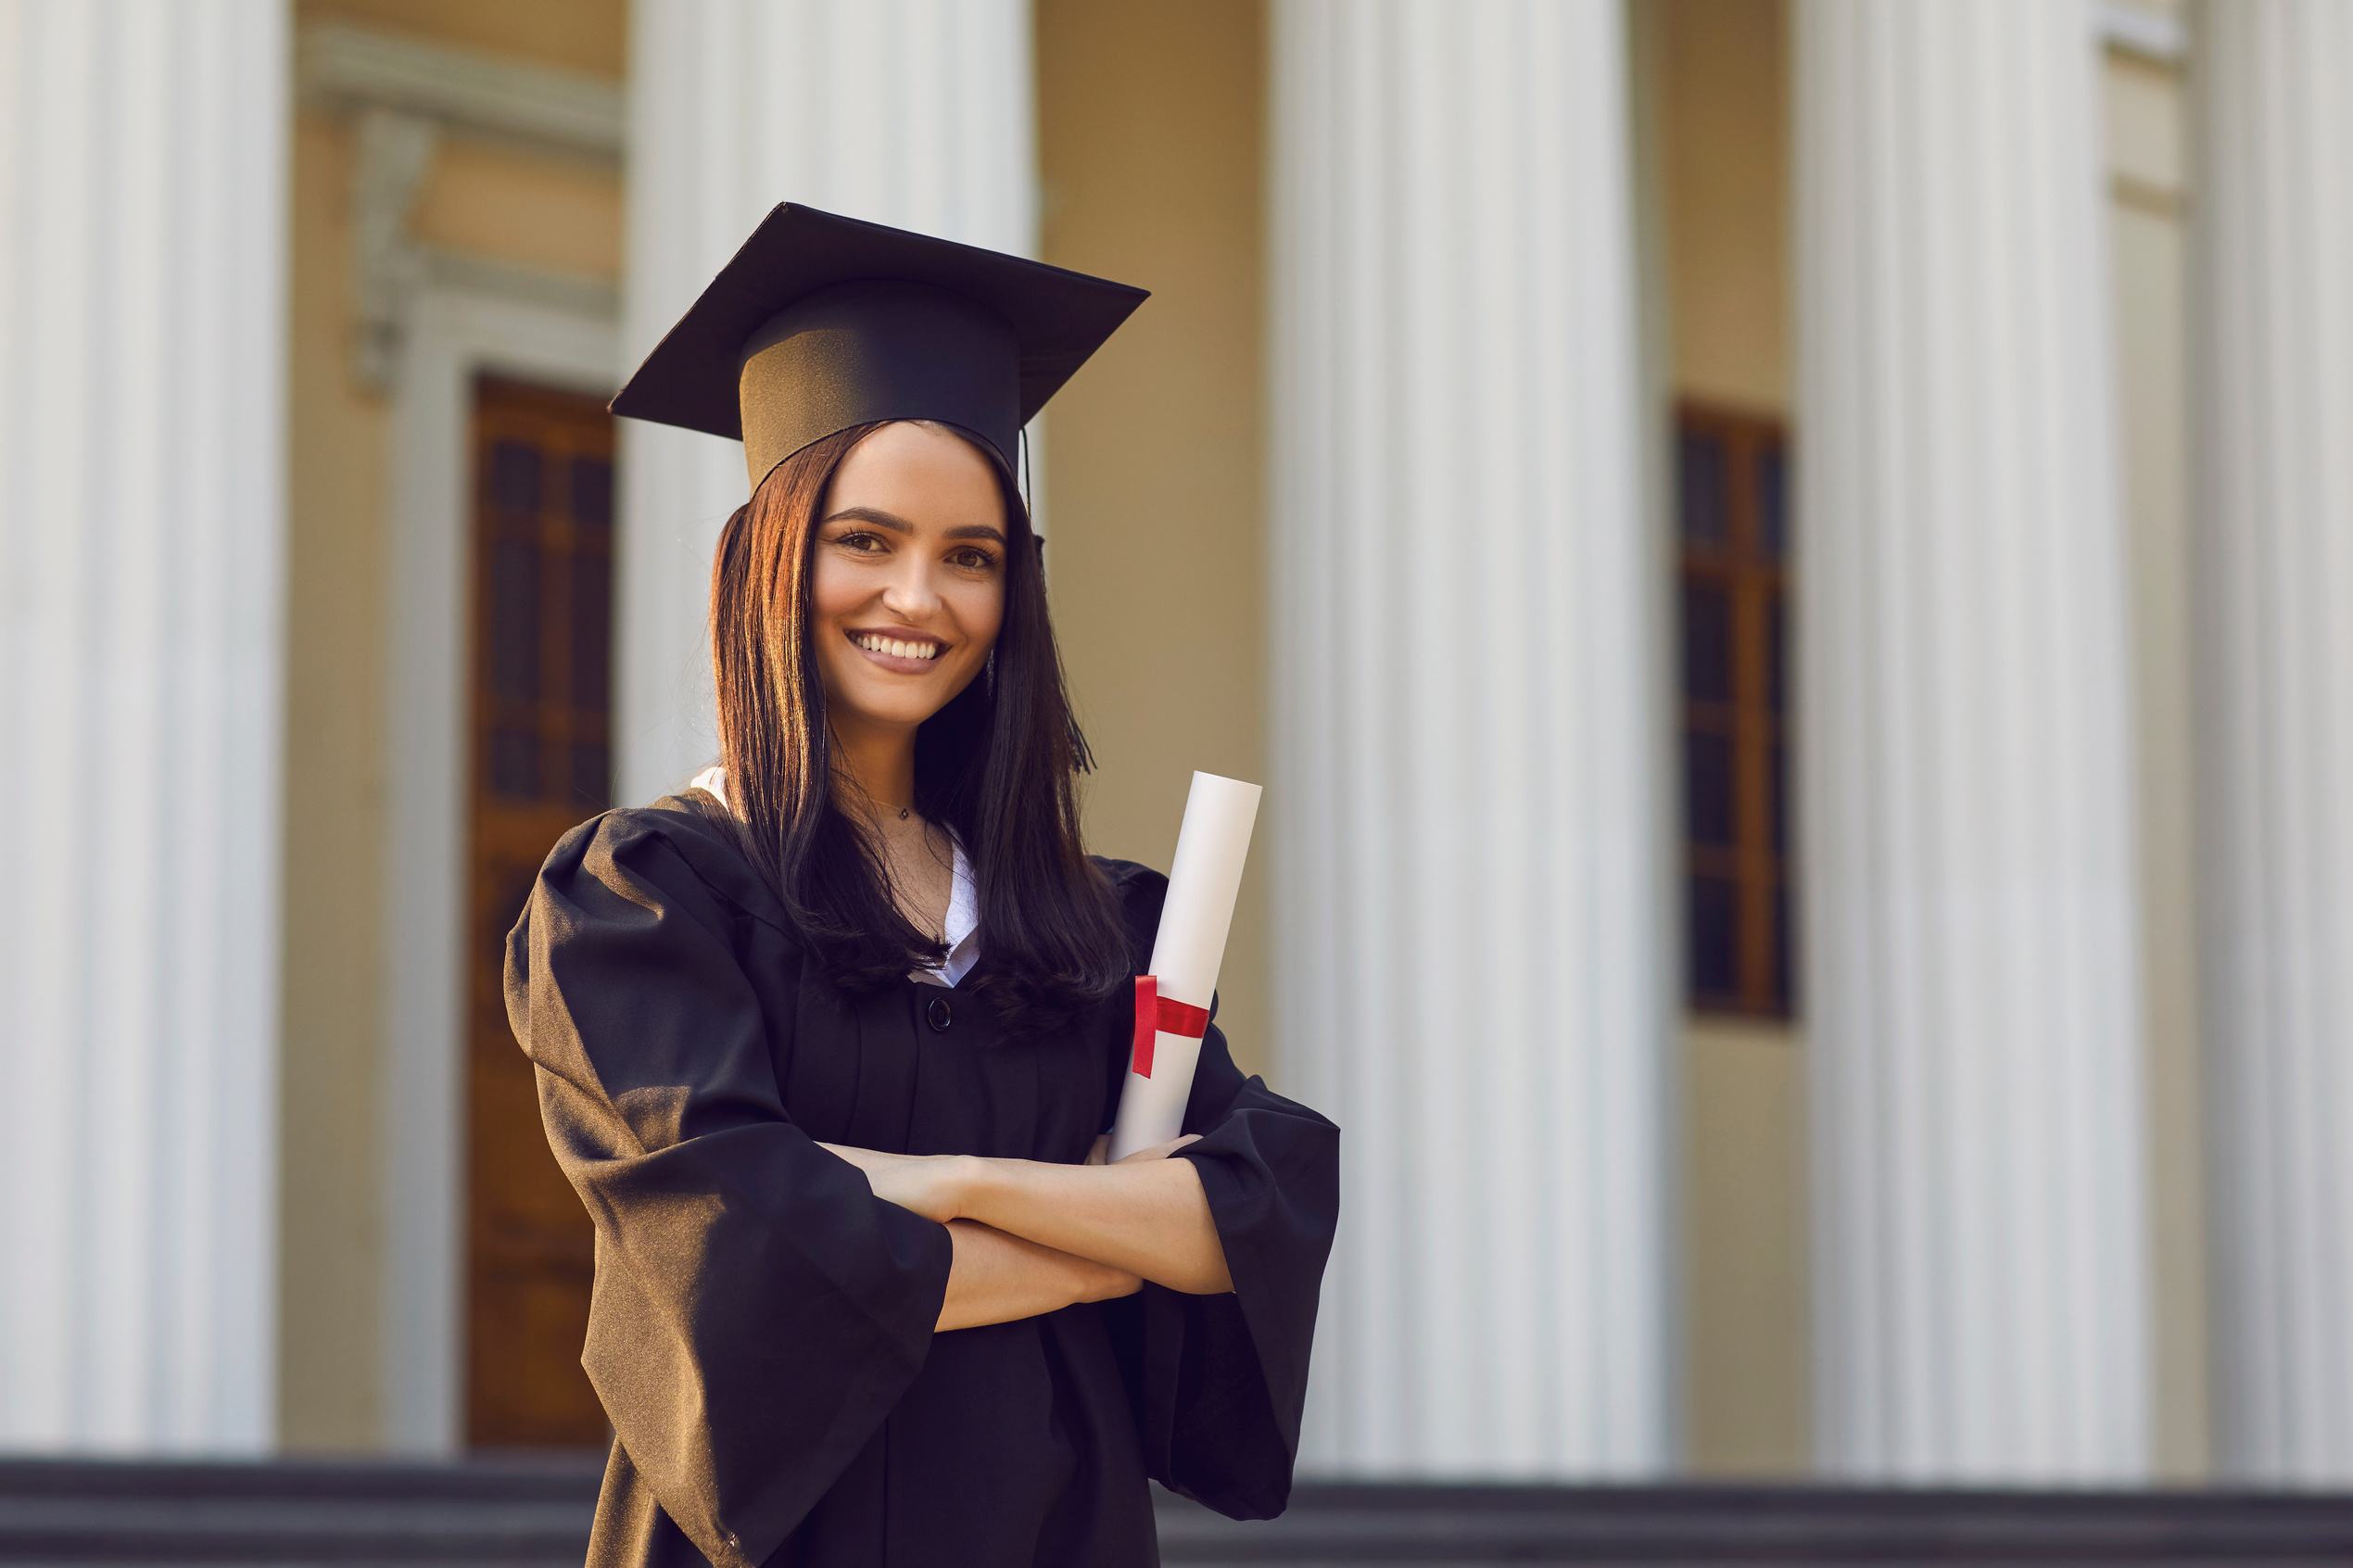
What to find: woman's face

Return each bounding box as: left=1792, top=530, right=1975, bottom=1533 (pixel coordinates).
left=808, top=421, right=1009, bottom=738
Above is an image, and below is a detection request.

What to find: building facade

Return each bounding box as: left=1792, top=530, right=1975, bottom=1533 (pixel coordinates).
left=5, top=0, right=2349, bottom=1489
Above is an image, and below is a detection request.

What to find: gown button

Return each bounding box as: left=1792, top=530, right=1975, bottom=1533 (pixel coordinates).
left=927, top=995, right=953, bottom=1032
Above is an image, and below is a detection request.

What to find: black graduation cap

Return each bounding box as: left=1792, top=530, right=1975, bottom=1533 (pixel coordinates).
left=611, top=203, right=1150, bottom=488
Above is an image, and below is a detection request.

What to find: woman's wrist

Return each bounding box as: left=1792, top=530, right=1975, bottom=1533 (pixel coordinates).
left=950, top=1154, right=1024, bottom=1228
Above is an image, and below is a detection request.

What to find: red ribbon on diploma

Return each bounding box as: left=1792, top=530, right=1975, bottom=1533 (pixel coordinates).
left=1131, top=975, right=1210, bottom=1079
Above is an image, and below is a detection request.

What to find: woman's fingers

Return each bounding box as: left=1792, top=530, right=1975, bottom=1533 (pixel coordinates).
left=1114, top=1133, right=1203, bottom=1164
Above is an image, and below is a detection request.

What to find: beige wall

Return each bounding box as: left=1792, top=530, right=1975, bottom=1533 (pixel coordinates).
left=1652, top=0, right=1810, bottom=1475
left=280, top=107, right=396, bottom=1450
left=1034, top=0, right=1271, bottom=1078
left=2105, top=44, right=2206, bottom=1481
left=1682, top=1017, right=1810, bottom=1471
left=279, top=0, right=626, bottom=1450
left=302, top=0, right=626, bottom=78
left=1659, top=0, right=1790, bottom=417
left=410, top=139, right=626, bottom=277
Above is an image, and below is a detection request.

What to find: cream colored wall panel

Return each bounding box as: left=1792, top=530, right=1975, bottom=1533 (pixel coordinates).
left=408, top=138, right=623, bottom=279
left=1033, top=0, right=1270, bottom=1077
left=1684, top=1019, right=1809, bottom=1475
left=278, top=108, right=396, bottom=1452
left=2107, top=96, right=2207, bottom=1476
left=1657, top=0, right=1790, bottom=413
left=2101, top=0, right=2203, bottom=1488
left=299, top=0, right=626, bottom=80
left=2106, top=57, right=2185, bottom=195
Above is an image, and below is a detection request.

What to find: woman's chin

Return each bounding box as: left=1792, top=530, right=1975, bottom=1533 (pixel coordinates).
left=828, top=677, right=962, bottom=732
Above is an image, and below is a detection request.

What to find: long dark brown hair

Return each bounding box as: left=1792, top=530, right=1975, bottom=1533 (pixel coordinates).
left=706, top=421, right=1130, bottom=1036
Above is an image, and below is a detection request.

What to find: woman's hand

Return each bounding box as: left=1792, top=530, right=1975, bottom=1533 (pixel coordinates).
left=817, top=1144, right=978, bottom=1224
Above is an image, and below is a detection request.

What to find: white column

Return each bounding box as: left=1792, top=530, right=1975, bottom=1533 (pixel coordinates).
left=1794, top=0, right=2148, bottom=1481
left=1271, top=0, right=1671, bottom=1476
left=0, top=0, right=289, bottom=1451
left=617, top=0, right=1037, bottom=804
left=2191, top=0, right=2353, bottom=1486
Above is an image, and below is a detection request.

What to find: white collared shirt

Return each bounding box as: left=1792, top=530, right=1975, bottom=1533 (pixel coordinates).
left=689, top=765, right=979, bottom=987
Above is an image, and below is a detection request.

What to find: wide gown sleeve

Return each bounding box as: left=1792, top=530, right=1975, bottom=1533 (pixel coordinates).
left=1103, top=864, right=1342, bottom=1521
left=507, top=810, right=952, bottom=1568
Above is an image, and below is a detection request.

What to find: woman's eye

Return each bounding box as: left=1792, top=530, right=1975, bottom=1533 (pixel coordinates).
left=951, top=549, right=999, bottom=572
left=834, top=531, right=885, bottom=552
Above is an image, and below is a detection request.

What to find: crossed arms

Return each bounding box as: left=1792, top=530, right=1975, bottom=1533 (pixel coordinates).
left=818, top=1136, right=1233, bottom=1332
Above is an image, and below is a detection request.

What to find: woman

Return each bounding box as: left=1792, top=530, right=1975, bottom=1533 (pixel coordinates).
left=507, top=204, right=1339, bottom=1568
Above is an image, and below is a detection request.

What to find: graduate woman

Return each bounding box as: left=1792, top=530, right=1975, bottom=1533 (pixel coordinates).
left=506, top=205, right=1339, bottom=1568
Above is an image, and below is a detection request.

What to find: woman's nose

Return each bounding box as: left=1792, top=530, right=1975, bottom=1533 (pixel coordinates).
left=879, top=559, right=942, bottom=618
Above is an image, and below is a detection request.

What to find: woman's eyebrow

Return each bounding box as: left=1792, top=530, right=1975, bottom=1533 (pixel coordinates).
left=821, top=506, right=912, bottom=533
left=821, top=509, right=1005, bottom=546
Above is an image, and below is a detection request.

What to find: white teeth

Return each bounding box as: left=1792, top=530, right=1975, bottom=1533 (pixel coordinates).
left=858, top=634, right=938, bottom=660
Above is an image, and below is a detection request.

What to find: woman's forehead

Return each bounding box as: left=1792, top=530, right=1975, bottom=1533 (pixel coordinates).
left=826, top=423, right=1008, bottom=528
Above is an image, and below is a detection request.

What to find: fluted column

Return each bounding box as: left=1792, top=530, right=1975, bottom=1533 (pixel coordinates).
left=617, top=0, right=1037, bottom=803
left=2191, top=0, right=2353, bottom=1486
left=0, top=0, right=289, bottom=1450
left=1794, top=1, right=2149, bottom=1481
left=1271, top=0, right=1671, bottom=1475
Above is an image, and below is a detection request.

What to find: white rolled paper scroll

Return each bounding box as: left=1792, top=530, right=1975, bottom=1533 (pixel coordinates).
left=1107, top=771, right=1261, bottom=1161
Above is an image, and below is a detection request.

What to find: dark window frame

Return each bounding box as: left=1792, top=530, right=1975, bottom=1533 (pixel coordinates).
left=1676, top=402, right=1794, bottom=1019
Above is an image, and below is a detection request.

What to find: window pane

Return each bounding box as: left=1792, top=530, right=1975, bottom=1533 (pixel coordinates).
left=570, top=740, right=610, bottom=811
left=1685, top=729, right=1737, bottom=847
left=570, top=456, right=613, bottom=529
left=1679, top=431, right=1728, bottom=544
left=1681, top=581, right=1734, bottom=702
left=490, top=538, right=541, bottom=701
left=570, top=553, right=611, bottom=713
left=489, top=727, right=540, bottom=799
left=1676, top=405, right=1796, bottom=1019
left=490, top=440, right=543, bottom=513
left=1771, top=881, right=1796, bottom=1010
left=1757, top=444, right=1788, bottom=558
left=1769, top=740, right=1790, bottom=857
left=1690, top=876, right=1741, bottom=997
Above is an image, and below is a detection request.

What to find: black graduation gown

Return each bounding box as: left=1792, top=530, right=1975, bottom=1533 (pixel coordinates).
left=505, top=794, right=1340, bottom=1568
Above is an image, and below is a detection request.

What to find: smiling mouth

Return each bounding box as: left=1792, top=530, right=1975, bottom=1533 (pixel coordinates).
left=850, top=630, right=944, bottom=662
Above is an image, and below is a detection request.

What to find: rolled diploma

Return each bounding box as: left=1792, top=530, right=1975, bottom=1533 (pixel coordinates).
left=1107, top=771, right=1261, bottom=1161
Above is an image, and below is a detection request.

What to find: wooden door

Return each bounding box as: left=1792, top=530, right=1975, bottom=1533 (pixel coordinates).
left=464, top=375, right=615, bottom=1448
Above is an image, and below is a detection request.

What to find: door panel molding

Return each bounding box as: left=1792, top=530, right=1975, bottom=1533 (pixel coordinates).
left=382, top=285, right=614, bottom=1455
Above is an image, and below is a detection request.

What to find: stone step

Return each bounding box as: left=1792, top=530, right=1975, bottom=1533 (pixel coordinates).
left=1155, top=1482, right=2353, bottom=1565
left=6, top=1459, right=2353, bottom=1565
left=0, top=1455, right=600, bottom=1566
